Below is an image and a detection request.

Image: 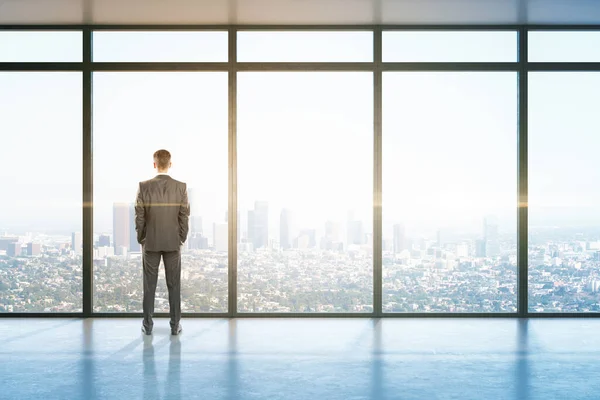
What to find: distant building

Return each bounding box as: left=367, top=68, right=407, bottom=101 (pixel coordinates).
left=0, top=237, right=18, bottom=251
left=280, top=209, right=293, bottom=249
left=189, top=235, right=209, bottom=250
left=27, top=242, right=41, bottom=256
left=96, top=246, right=114, bottom=258
left=98, top=234, right=111, bottom=248
left=129, top=203, right=140, bottom=252
left=347, top=220, right=364, bottom=246
left=71, top=232, right=82, bottom=255
left=248, top=201, right=268, bottom=249
left=7, top=242, right=21, bottom=257
left=296, top=229, right=316, bottom=249
left=484, top=216, right=500, bottom=257
left=437, top=229, right=445, bottom=248
left=456, top=243, right=469, bottom=258
left=191, top=216, right=203, bottom=235
left=393, top=224, right=407, bottom=253
left=476, top=239, right=487, bottom=258
left=113, top=203, right=130, bottom=253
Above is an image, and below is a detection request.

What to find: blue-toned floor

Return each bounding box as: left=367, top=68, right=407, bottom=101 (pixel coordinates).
left=0, top=318, right=599, bottom=399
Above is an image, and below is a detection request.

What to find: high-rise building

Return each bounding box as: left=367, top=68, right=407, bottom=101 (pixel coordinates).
left=27, top=242, right=42, bottom=256
left=129, top=203, right=140, bottom=252
left=98, top=234, right=111, bottom=248
left=191, top=216, right=203, bottom=235
left=437, top=229, right=445, bottom=248
left=456, top=243, right=469, bottom=258
left=189, top=235, right=209, bottom=250
left=7, top=242, right=21, bottom=257
left=213, top=222, right=228, bottom=252
left=71, top=232, right=82, bottom=255
left=322, top=220, right=342, bottom=250
left=248, top=201, right=268, bottom=249
left=113, top=203, right=130, bottom=253
left=296, top=229, right=316, bottom=248
left=280, top=209, right=293, bottom=249
left=0, top=237, right=18, bottom=251
left=347, top=220, right=364, bottom=245
left=393, top=224, right=407, bottom=253
left=484, top=216, right=500, bottom=258
left=476, top=239, right=487, bottom=258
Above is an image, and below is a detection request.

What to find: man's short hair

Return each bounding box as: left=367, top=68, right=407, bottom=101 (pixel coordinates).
left=153, top=149, right=171, bottom=170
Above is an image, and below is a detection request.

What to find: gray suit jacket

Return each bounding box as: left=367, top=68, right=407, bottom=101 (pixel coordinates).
left=135, top=175, right=190, bottom=252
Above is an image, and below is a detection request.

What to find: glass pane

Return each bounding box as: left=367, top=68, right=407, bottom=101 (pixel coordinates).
left=529, top=73, right=600, bottom=313
left=383, top=31, right=517, bottom=62
left=93, top=72, right=228, bottom=313
left=529, top=31, right=600, bottom=62
left=383, top=72, right=518, bottom=313
left=0, top=72, right=82, bottom=312
left=93, top=31, right=228, bottom=62
left=238, top=72, right=373, bottom=313
left=237, top=31, right=372, bottom=62
left=0, top=31, right=82, bottom=62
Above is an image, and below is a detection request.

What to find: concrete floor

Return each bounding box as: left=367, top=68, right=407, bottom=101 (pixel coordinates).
left=0, top=318, right=599, bottom=400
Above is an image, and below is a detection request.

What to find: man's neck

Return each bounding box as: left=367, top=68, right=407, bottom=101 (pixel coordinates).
left=156, top=171, right=169, bottom=176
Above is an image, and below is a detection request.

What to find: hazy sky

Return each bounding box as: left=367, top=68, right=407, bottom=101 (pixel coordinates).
left=1, top=30, right=599, bottom=239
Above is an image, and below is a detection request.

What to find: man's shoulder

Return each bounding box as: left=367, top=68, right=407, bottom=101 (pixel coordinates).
left=169, top=178, right=186, bottom=187
left=139, top=178, right=155, bottom=186
left=139, top=176, right=186, bottom=187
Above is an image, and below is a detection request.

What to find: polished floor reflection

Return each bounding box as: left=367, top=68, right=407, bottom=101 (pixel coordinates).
left=0, top=318, right=599, bottom=399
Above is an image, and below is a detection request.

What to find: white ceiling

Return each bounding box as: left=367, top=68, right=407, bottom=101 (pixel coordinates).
left=0, top=0, right=600, bottom=25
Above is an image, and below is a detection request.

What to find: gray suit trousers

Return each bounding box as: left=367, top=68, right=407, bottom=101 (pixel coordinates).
left=142, top=248, right=181, bottom=330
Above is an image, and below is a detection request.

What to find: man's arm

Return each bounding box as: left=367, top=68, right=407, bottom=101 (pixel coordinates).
left=135, top=182, right=146, bottom=245
left=178, top=183, right=190, bottom=244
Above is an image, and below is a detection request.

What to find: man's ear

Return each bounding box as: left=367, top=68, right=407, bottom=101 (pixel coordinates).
left=153, top=162, right=157, bottom=169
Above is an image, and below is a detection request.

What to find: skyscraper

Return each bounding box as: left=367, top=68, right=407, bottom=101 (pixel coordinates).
left=213, top=222, right=228, bottom=252
left=98, top=234, right=111, bottom=248
left=7, top=242, right=21, bottom=257
left=191, top=216, right=203, bottom=234
left=347, top=220, right=364, bottom=245
left=248, top=201, right=268, bottom=249
left=437, top=229, right=444, bottom=248
left=393, top=224, right=406, bottom=253
left=484, top=216, right=500, bottom=258
left=129, top=203, right=140, bottom=252
left=0, top=237, right=18, bottom=251
left=298, top=229, right=316, bottom=248
left=113, top=203, right=129, bottom=254
left=27, top=242, right=41, bottom=256
left=71, top=232, right=82, bottom=255
left=280, top=209, right=293, bottom=249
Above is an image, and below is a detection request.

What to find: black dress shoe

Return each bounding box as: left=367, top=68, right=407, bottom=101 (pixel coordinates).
left=142, top=325, right=152, bottom=335
left=171, top=324, right=182, bottom=336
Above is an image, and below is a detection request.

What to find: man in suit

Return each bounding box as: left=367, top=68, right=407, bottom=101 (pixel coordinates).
left=135, top=149, right=190, bottom=335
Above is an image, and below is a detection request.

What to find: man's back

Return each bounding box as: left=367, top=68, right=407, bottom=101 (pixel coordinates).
left=135, top=175, right=190, bottom=252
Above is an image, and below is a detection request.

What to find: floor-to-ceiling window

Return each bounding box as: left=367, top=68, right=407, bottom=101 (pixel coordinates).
left=382, top=31, right=518, bottom=313
left=237, top=31, right=373, bottom=313
left=0, top=32, right=82, bottom=312
left=528, top=31, right=600, bottom=313
left=92, top=31, right=229, bottom=313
